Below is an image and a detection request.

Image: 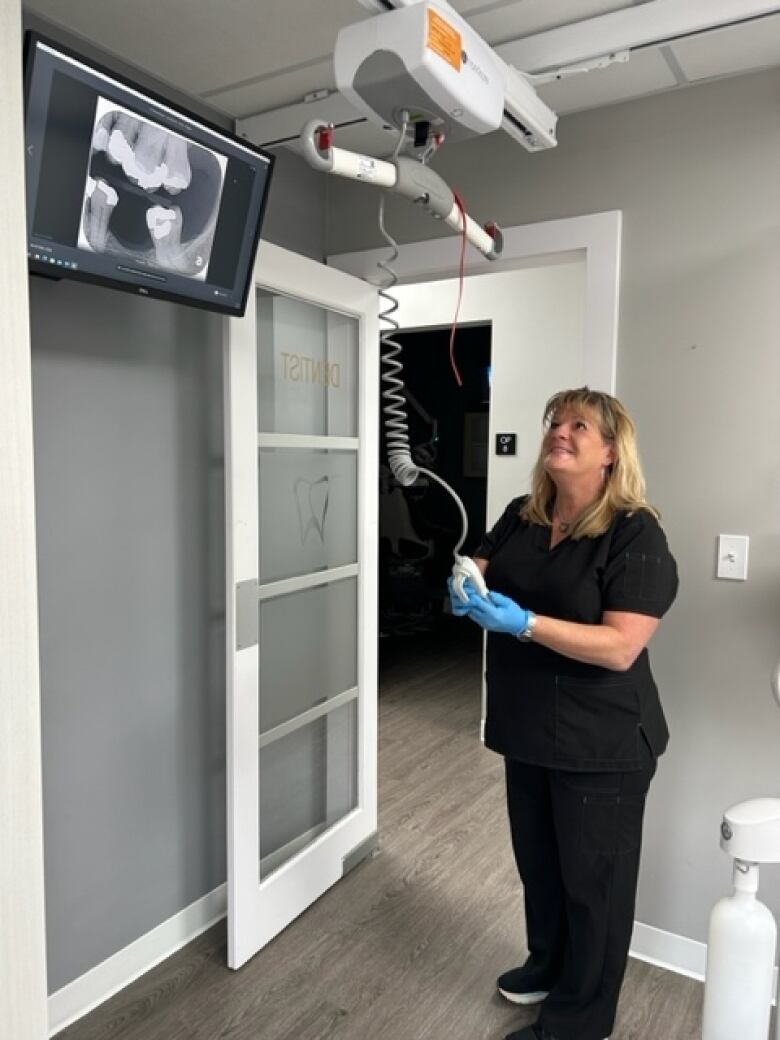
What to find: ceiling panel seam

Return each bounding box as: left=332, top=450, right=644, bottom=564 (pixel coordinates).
left=202, top=54, right=332, bottom=100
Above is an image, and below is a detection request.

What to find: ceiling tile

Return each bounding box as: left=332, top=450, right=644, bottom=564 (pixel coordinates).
left=459, top=0, right=638, bottom=45
left=24, top=0, right=372, bottom=96
left=22, top=0, right=780, bottom=127
left=670, top=12, right=780, bottom=81
left=213, top=60, right=337, bottom=120
left=537, top=46, right=678, bottom=114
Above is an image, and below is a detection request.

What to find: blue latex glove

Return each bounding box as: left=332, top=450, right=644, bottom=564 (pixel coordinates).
left=465, top=589, right=531, bottom=636
left=447, top=576, right=476, bottom=617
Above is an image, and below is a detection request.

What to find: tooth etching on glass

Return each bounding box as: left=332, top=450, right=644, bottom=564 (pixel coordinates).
left=294, top=476, right=331, bottom=544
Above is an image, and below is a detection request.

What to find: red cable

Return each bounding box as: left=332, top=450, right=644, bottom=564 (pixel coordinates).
left=449, top=190, right=468, bottom=388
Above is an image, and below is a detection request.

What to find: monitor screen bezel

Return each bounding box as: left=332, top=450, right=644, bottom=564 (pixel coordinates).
left=23, top=30, right=275, bottom=318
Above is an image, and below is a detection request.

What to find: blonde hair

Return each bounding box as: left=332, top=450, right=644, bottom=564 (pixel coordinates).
left=521, top=387, right=658, bottom=538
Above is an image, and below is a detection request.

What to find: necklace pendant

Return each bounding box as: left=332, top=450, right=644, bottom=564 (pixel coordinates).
left=558, top=519, right=570, bottom=532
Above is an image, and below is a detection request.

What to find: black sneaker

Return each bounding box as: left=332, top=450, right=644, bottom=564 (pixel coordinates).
left=505, top=1028, right=610, bottom=1040
left=497, top=966, right=551, bottom=1005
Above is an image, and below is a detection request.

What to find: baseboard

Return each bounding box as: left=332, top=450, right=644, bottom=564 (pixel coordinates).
left=630, top=921, right=778, bottom=1002
left=47, top=883, right=227, bottom=1037
left=629, top=920, right=707, bottom=981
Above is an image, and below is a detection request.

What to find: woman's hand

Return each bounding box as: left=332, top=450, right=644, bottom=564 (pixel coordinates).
left=453, top=579, right=661, bottom=668
left=447, top=576, right=476, bottom=617
left=464, top=590, right=531, bottom=636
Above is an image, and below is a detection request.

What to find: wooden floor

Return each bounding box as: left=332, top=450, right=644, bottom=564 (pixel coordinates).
left=57, top=621, right=704, bottom=1040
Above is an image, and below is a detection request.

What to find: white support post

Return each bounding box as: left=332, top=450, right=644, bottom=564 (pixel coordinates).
left=0, top=3, right=49, bottom=1038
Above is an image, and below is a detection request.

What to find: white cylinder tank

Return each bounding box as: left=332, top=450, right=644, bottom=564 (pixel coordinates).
left=701, top=860, right=776, bottom=1040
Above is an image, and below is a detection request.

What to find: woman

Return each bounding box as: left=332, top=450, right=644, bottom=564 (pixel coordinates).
left=450, top=388, right=678, bottom=1040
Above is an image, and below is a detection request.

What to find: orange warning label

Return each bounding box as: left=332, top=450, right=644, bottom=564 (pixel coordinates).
left=427, top=8, right=462, bottom=72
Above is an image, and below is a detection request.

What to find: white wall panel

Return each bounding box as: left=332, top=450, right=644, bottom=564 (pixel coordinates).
left=0, top=1, right=49, bottom=1037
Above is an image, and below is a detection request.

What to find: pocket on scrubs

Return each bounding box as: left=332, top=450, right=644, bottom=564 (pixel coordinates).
left=581, top=792, right=646, bottom=855
left=622, top=551, right=663, bottom=601
left=554, top=677, right=640, bottom=765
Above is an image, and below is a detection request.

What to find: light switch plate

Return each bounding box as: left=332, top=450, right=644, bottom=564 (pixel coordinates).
left=717, top=534, right=749, bottom=581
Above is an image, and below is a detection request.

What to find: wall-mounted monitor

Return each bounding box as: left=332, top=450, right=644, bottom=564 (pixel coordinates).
left=23, top=33, right=275, bottom=317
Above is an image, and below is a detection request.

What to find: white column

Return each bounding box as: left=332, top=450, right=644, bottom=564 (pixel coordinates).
left=0, top=3, right=49, bottom=1038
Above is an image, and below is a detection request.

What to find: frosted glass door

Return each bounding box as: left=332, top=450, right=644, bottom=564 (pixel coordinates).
left=226, top=241, right=378, bottom=970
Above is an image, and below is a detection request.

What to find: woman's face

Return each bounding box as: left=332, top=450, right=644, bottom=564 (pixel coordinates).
left=542, top=406, right=615, bottom=482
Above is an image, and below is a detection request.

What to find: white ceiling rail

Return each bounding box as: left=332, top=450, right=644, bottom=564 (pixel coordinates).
left=238, top=92, right=371, bottom=150
left=496, top=0, right=780, bottom=73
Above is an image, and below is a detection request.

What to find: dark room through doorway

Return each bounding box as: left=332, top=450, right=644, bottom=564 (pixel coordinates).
left=378, top=322, right=491, bottom=671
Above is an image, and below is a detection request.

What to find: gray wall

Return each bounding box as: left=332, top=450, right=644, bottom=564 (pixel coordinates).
left=25, top=15, right=326, bottom=993
left=32, top=279, right=227, bottom=992
left=327, top=68, right=780, bottom=944
left=262, top=146, right=328, bottom=262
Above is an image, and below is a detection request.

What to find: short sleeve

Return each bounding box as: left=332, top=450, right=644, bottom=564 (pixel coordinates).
left=601, top=511, right=678, bottom=618
left=474, top=496, right=528, bottom=560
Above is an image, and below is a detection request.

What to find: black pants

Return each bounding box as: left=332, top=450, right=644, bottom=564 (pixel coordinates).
left=504, top=749, right=657, bottom=1040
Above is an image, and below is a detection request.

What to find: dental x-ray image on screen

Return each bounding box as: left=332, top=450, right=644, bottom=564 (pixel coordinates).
left=79, top=99, right=227, bottom=281
left=24, top=34, right=274, bottom=315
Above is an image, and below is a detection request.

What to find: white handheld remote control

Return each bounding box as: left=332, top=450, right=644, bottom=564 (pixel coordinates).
left=451, top=554, right=489, bottom=603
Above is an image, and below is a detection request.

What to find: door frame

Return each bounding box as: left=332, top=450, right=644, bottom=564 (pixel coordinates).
left=224, top=239, right=380, bottom=970
left=328, top=210, right=621, bottom=394
left=329, top=211, right=621, bottom=740
left=2, top=1, right=50, bottom=1037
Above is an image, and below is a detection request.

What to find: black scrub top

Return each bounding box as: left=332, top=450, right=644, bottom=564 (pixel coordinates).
left=474, top=497, right=678, bottom=772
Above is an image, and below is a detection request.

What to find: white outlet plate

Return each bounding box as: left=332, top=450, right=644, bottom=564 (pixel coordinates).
left=717, top=534, right=749, bottom=581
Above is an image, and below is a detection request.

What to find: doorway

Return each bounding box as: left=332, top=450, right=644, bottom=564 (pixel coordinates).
left=378, top=323, right=491, bottom=649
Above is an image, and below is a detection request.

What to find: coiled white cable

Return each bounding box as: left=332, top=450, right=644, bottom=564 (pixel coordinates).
left=376, top=194, right=416, bottom=488
left=375, top=121, right=470, bottom=556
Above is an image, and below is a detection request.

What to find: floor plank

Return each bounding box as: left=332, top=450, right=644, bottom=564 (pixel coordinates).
left=55, top=622, right=704, bottom=1040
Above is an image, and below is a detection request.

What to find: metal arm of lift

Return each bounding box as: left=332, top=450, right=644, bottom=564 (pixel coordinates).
left=300, top=119, right=504, bottom=261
